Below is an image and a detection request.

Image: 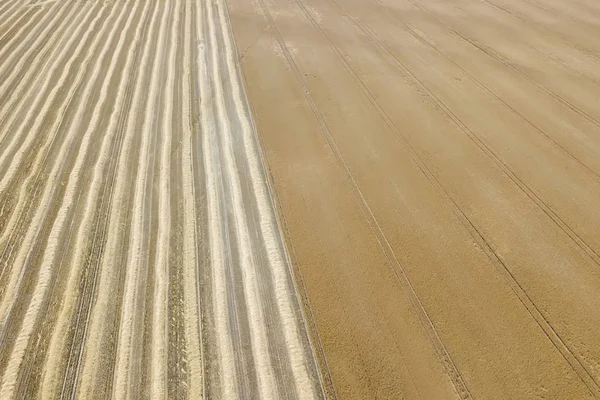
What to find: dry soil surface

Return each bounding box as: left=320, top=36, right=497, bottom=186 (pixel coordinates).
left=0, top=0, right=323, bottom=398
left=227, top=0, right=600, bottom=398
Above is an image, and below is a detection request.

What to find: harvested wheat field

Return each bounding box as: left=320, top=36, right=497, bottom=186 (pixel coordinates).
left=0, top=0, right=600, bottom=398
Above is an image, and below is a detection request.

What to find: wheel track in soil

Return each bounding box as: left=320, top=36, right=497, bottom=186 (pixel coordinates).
left=289, top=0, right=600, bottom=394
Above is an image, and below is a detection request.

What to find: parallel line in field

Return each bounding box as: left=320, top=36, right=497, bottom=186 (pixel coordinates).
left=22, top=0, right=142, bottom=393
left=0, top=0, right=322, bottom=397
left=195, top=0, right=239, bottom=394
left=0, top=7, right=38, bottom=51
left=208, top=0, right=279, bottom=393
left=0, top=0, right=23, bottom=26
left=341, top=0, right=600, bottom=394
left=111, top=1, right=171, bottom=396
left=0, top=1, right=133, bottom=397
left=293, top=0, right=600, bottom=396
left=208, top=0, right=284, bottom=396
left=325, top=2, right=600, bottom=394
left=74, top=0, right=163, bottom=396
left=0, top=1, right=78, bottom=157
left=182, top=0, right=204, bottom=396
left=233, top=18, right=338, bottom=400
left=64, top=1, right=157, bottom=396
left=0, top=0, right=101, bottom=234
left=0, top=0, right=68, bottom=85
left=0, top=0, right=82, bottom=146
left=407, top=0, right=600, bottom=132
left=377, top=0, right=600, bottom=181
left=0, top=1, right=109, bottom=322
left=458, top=0, right=600, bottom=87
left=353, top=0, right=600, bottom=272
left=0, top=1, right=109, bottom=327
left=138, top=1, right=173, bottom=392
left=258, top=0, right=473, bottom=398
left=150, top=0, right=180, bottom=396
left=14, top=0, right=149, bottom=397
left=480, top=0, right=600, bottom=51
left=217, top=1, right=323, bottom=397
left=165, top=1, right=188, bottom=396
left=14, top=1, right=148, bottom=395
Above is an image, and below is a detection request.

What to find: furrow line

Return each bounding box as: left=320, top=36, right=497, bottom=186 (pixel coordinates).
left=166, top=1, right=188, bottom=396
left=0, top=0, right=23, bottom=26
left=0, top=7, right=38, bottom=52
left=480, top=0, right=600, bottom=52
left=135, top=0, right=175, bottom=396
left=0, top=0, right=85, bottom=173
left=216, top=0, right=323, bottom=397
left=16, top=0, right=148, bottom=397
left=375, top=0, right=600, bottom=181
left=74, top=0, right=163, bottom=396
left=14, top=1, right=148, bottom=395
left=0, top=0, right=83, bottom=146
left=0, top=1, right=101, bottom=244
left=195, top=0, right=239, bottom=395
left=182, top=0, right=204, bottom=396
left=213, top=6, right=293, bottom=396
left=64, top=0, right=157, bottom=396
left=455, top=0, right=600, bottom=88
left=150, top=0, right=180, bottom=396
left=207, top=1, right=263, bottom=396
left=0, top=0, right=69, bottom=85
left=0, top=2, right=110, bottom=317
left=230, top=10, right=337, bottom=398
left=206, top=0, right=282, bottom=396
left=111, top=1, right=171, bottom=397
left=0, top=1, right=133, bottom=396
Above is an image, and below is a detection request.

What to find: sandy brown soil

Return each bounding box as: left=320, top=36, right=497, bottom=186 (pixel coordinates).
left=227, top=0, right=600, bottom=398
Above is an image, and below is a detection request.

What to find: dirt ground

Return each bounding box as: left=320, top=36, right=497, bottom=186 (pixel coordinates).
left=227, top=0, right=600, bottom=398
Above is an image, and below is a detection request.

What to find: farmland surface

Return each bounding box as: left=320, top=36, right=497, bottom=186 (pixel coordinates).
left=1, top=0, right=600, bottom=398
left=227, top=0, right=600, bottom=398
left=0, top=0, right=323, bottom=398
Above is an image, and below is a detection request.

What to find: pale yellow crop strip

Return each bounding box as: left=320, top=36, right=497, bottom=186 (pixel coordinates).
left=0, top=0, right=84, bottom=169
left=38, top=0, right=151, bottom=395
left=0, top=0, right=81, bottom=145
left=0, top=0, right=72, bottom=90
left=206, top=0, right=278, bottom=397
left=216, top=0, right=318, bottom=396
left=150, top=0, right=181, bottom=396
left=75, top=0, right=163, bottom=396
left=0, top=0, right=109, bottom=323
left=0, top=1, right=131, bottom=397
left=195, top=0, right=238, bottom=396
left=0, top=0, right=21, bottom=23
left=181, top=0, right=204, bottom=396
left=111, top=0, right=171, bottom=397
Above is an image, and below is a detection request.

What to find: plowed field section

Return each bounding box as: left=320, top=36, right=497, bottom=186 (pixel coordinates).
left=227, top=0, right=600, bottom=398
left=0, top=0, right=324, bottom=398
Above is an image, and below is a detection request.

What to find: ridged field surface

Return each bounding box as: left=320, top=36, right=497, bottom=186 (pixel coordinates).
left=0, top=0, right=324, bottom=398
